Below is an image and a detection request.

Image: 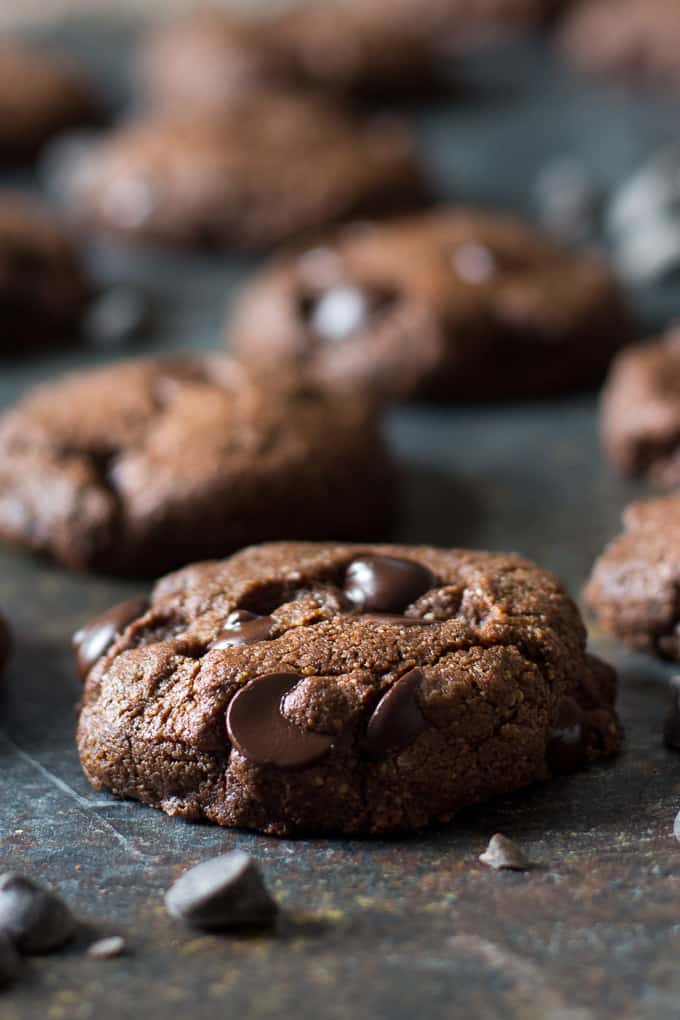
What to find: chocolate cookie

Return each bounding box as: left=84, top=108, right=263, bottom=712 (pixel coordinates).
left=585, top=494, right=680, bottom=659
left=229, top=209, right=631, bottom=402
left=68, top=95, right=425, bottom=251
left=0, top=357, right=394, bottom=575
left=0, top=43, right=98, bottom=160
left=76, top=541, right=622, bottom=835
left=559, top=0, right=680, bottom=91
left=600, top=330, right=680, bottom=486
left=0, top=192, right=90, bottom=352
left=140, top=7, right=440, bottom=109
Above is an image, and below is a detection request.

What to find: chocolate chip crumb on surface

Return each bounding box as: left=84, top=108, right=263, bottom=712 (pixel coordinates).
left=0, top=873, right=75, bottom=954
left=479, top=834, right=532, bottom=871
left=87, top=935, right=127, bottom=960
left=165, top=852, right=278, bottom=931
left=77, top=541, right=622, bottom=836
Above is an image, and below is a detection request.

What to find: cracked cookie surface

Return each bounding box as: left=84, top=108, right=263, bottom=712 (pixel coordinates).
left=69, top=93, right=425, bottom=251
left=586, top=494, right=680, bottom=659
left=0, top=358, right=394, bottom=576
left=229, top=209, right=631, bottom=402
left=76, top=541, right=622, bottom=835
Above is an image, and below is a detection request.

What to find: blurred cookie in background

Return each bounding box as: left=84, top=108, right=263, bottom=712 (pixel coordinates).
left=66, top=93, right=427, bottom=251
left=601, top=328, right=680, bottom=487
left=0, top=192, right=90, bottom=352
left=559, top=0, right=680, bottom=92
left=0, top=356, right=395, bottom=575
left=228, top=208, right=632, bottom=402
left=0, top=43, right=99, bottom=161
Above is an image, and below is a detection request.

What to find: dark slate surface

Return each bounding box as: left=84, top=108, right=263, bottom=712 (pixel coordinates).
left=2, top=19, right=680, bottom=1020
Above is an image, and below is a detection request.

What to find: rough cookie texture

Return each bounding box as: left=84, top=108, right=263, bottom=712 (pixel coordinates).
left=69, top=94, right=425, bottom=251
left=229, top=209, right=632, bottom=402
left=0, top=192, right=90, bottom=351
left=0, top=44, right=98, bottom=159
left=585, top=495, right=680, bottom=660
left=559, top=0, right=680, bottom=91
left=601, top=330, right=680, bottom=486
left=76, top=541, right=622, bottom=836
left=0, top=358, right=394, bottom=576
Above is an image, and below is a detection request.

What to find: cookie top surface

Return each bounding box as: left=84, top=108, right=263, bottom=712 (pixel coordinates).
left=70, top=95, right=425, bottom=250
left=559, top=0, right=680, bottom=89
left=77, top=540, right=621, bottom=835
left=0, top=357, right=394, bottom=575
left=229, top=208, right=631, bottom=401
left=0, top=44, right=98, bottom=157
left=601, top=330, right=680, bottom=486
left=0, top=192, right=89, bottom=350
left=585, top=493, right=680, bottom=658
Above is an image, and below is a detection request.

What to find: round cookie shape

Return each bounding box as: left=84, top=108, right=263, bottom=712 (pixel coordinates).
left=600, top=330, right=680, bottom=486
left=76, top=541, right=622, bottom=836
left=0, top=43, right=99, bottom=160
left=559, top=0, right=680, bottom=91
left=585, top=494, right=680, bottom=659
left=68, top=94, right=426, bottom=252
left=228, top=209, right=632, bottom=402
left=0, top=357, right=395, bottom=576
left=0, top=192, right=90, bottom=352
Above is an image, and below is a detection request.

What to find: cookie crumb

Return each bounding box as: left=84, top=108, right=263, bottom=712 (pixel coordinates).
left=87, top=936, right=127, bottom=960
left=479, top=834, right=532, bottom=871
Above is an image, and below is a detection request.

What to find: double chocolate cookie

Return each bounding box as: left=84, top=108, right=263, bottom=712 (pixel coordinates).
left=0, top=43, right=98, bottom=160
left=0, top=192, right=90, bottom=352
left=68, top=94, right=425, bottom=251
left=76, top=541, right=622, bottom=835
left=0, top=357, right=394, bottom=575
left=601, top=329, right=680, bottom=486
left=141, top=7, right=440, bottom=109
left=229, top=209, right=631, bottom=402
left=586, top=494, right=680, bottom=660
left=559, top=0, right=680, bottom=91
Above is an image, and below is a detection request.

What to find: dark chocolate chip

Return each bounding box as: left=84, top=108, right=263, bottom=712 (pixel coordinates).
left=546, top=696, right=589, bottom=774
left=663, top=676, right=680, bottom=750
left=72, top=596, right=149, bottom=681
left=479, top=834, right=532, bottom=871
left=87, top=935, right=127, bottom=959
left=210, top=610, right=274, bottom=650
left=0, top=873, right=75, bottom=954
left=226, top=673, right=333, bottom=769
left=344, top=556, right=434, bottom=614
left=364, top=668, right=427, bottom=760
left=0, top=932, right=19, bottom=987
left=165, top=851, right=278, bottom=931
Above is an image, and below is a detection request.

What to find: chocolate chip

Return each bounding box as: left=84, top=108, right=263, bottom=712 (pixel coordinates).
left=165, top=851, right=278, bottom=931
left=83, top=286, right=150, bottom=348
left=364, top=668, right=426, bottom=760
left=87, top=935, right=127, bottom=959
left=0, top=933, right=19, bottom=987
left=546, top=697, right=589, bottom=774
left=344, top=556, right=434, bottom=614
left=0, top=873, right=75, bottom=954
left=227, top=673, right=333, bottom=769
left=210, top=610, right=273, bottom=649
left=451, top=242, right=496, bottom=284
left=72, top=596, right=149, bottom=681
left=663, top=676, right=680, bottom=750
left=479, top=834, right=532, bottom=871
left=310, top=284, right=370, bottom=341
